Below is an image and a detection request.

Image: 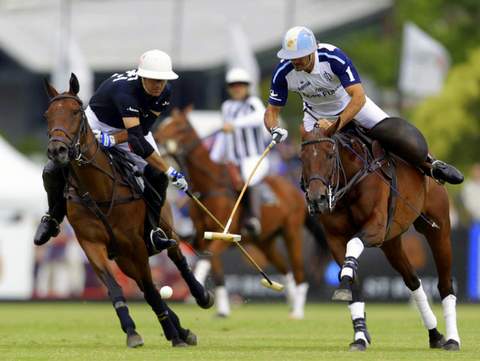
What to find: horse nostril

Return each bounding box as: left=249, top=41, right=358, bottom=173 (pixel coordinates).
left=57, top=144, right=68, bottom=155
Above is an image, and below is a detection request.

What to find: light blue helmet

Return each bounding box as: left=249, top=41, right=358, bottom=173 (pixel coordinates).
left=277, top=26, right=317, bottom=59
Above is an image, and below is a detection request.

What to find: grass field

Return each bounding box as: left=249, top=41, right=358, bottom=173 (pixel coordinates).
left=0, top=302, right=478, bottom=361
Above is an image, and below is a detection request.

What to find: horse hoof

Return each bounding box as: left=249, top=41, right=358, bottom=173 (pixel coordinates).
left=126, top=331, right=144, bottom=348
left=429, top=334, right=446, bottom=349
left=196, top=289, right=215, bottom=309
left=442, top=339, right=460, bottom=351
left=332, top=288, right=352, bottom=302
left=215, top=312, right=229, bottom=318
left=182, top=330, right=197, bottom=346
left=172, top=337, right=189, bottom=347
left=349, top=339, right=367, bottom=352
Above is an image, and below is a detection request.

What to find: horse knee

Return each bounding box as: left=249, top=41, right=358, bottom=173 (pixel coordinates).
left=438, top=280, right=455, bottom=299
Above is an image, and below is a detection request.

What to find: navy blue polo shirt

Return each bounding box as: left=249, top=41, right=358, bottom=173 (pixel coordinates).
left=89, top=69, right=171, bottom=134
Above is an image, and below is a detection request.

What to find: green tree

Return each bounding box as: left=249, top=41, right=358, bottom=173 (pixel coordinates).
left=412, top=48, right=480, bottom=170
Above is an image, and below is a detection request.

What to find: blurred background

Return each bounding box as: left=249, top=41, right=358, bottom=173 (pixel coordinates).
left=0, top=0, right=479, bottom=304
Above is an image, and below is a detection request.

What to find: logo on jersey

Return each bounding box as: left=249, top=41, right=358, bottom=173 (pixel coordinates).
left=126, top=106, right=139, bottom=113
left=298, top=81, right=311, bottom=91
left=323, top=71, right=333, bottom=81
left=269, top=90, right=281, bottom=101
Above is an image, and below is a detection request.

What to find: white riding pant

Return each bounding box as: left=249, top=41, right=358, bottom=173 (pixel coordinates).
left=85, top=106, right=159, bottom=170
left=303, top=96, right=389, bottom=132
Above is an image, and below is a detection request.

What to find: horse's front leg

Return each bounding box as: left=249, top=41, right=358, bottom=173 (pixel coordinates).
left=324, top=231, right=371, bottom=351
left=332, top=185, right=389, bottom=302
left=79, top=239, right=143, bottom=348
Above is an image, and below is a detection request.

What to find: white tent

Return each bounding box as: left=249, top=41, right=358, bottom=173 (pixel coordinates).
left=0, top=0, right=393, bottom=72
left=0, top=136, right=46, bottom=214
left=0, top=136, right=45, bottom=299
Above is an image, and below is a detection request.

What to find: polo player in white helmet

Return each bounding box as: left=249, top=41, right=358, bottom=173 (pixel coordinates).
left=35, top=49, right=188, bottom=255
left=264, top=25, right=464, bottom=349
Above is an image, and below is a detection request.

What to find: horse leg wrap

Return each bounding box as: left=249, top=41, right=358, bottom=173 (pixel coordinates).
left=340, top=256, right=359, bottom=281
left=351, top=313, right=371, bottom=344
left=112, top=296, right=136, bottom=333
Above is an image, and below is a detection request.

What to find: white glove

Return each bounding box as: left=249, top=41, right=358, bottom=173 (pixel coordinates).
left=166, top=167, right=188, bottom=192
left=93, top=129, right=116, bottom=147
left=270, top=126, right=288, bottom=144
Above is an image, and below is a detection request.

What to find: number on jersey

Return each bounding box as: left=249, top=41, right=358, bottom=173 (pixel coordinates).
left=112, top=69, right=138, bottom=82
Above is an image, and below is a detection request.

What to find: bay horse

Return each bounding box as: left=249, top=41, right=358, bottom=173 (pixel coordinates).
left=43, top=74, right=212, bottom=348
left=156, top=108, right=312, bottom=319
left=301, top=119, right=460, bottom=351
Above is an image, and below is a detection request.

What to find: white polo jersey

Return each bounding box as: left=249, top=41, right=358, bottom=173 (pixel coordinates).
left=268, top=43, right=388, bottom=131
left=210, top=96, right=270, bottom=185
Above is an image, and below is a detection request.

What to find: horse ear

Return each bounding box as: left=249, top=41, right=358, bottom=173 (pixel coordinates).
left=325, top=117, right=341, bottom=137
left=43, top=78, right=59, bottom=98
left=69, top=73, right=80, bottom=95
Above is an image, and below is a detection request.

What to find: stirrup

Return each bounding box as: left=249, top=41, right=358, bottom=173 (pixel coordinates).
left=150, top=228, right=177, bottom=253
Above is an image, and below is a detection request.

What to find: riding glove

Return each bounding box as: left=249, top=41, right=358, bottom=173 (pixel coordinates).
left=166, top=166, right=188, bottom=192
left=270, top=126, right=288, bottom=144
left=93, top=129, right=116, bottom=147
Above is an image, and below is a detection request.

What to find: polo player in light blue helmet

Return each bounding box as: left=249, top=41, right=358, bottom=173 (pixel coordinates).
left=263, top=24, right=463, bottom=351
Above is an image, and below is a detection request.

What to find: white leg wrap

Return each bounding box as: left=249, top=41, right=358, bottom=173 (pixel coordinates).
left=340, top=237, right=364, bottom=279
left=411, top=282, right=437, bottom=330
left=193, top=259, right=211, bottom=286
left=290, top=282, right=309, bottom=319
left=442, top=294, right=460, bottom=344
left=348, top=302, right=368, bottom=344
left=215, top=286, right=231, bottom=316
left=283, top=272, right=296, bottom=306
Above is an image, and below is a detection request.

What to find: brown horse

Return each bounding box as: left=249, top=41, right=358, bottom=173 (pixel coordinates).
left=156, top=108, right=311, bottom=319
left=301, top=120, right=460, bottom=351
left=43, top=74, right=212, bottom=348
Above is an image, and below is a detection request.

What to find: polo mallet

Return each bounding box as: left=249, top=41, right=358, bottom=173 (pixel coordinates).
left=185, top=175, right=284, bottom=292
left=200, top=140, right=284, bottom=292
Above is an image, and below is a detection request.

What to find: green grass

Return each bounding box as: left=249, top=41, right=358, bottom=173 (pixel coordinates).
left=0, top=302, right=478, bottom=361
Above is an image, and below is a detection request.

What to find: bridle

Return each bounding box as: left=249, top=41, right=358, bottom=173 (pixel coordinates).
left=301, top=136, right=345, bottom=213
left=47, top=94, right=98, bottom=165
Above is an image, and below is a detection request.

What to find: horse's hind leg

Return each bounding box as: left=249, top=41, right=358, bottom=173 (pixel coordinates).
left=381, top=236, right=445, bottom=349
left=167, top=245, right=214, bottom=309
left=414, top=187, right=461, bottom=350
left=160, top=203, right=214, bottom=308
left=208, top=240, right=232, bottom=317
left=80, top=240, right=143, bottom=348
left=115, top=254, right=195, bottom=347
left=282, top=214, right=308, bottom=320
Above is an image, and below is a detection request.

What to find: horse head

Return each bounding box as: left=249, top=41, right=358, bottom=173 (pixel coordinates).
left=44, top=73, right=88, bottom=166
left=156, top=105, right=198, bottom=157
left=300, top=118, right=341, bottom=214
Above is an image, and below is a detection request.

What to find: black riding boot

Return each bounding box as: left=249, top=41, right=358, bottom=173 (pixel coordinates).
left=368, top=117, right=464, bottom=185
left=143, top=165, right=177, bottom=254
left=34, top=160, right=67, bottom=246
left=427, top=155, right=464, bottom=185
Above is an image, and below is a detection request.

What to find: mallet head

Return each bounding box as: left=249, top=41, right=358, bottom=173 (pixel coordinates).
left=204, top=231, right=241, bottom=242
left=260, top=278, right=285, bottom=292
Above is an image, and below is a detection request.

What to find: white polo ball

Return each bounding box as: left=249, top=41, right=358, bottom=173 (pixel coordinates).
left=160, top=286, right=173, bottom=299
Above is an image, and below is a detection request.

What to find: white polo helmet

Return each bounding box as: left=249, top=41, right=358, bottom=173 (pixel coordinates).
left=277, top=26, right=317, bottom=59
left=137, top=49, right=178, bottom=80
left=226, top=68, right=251, bottom=84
